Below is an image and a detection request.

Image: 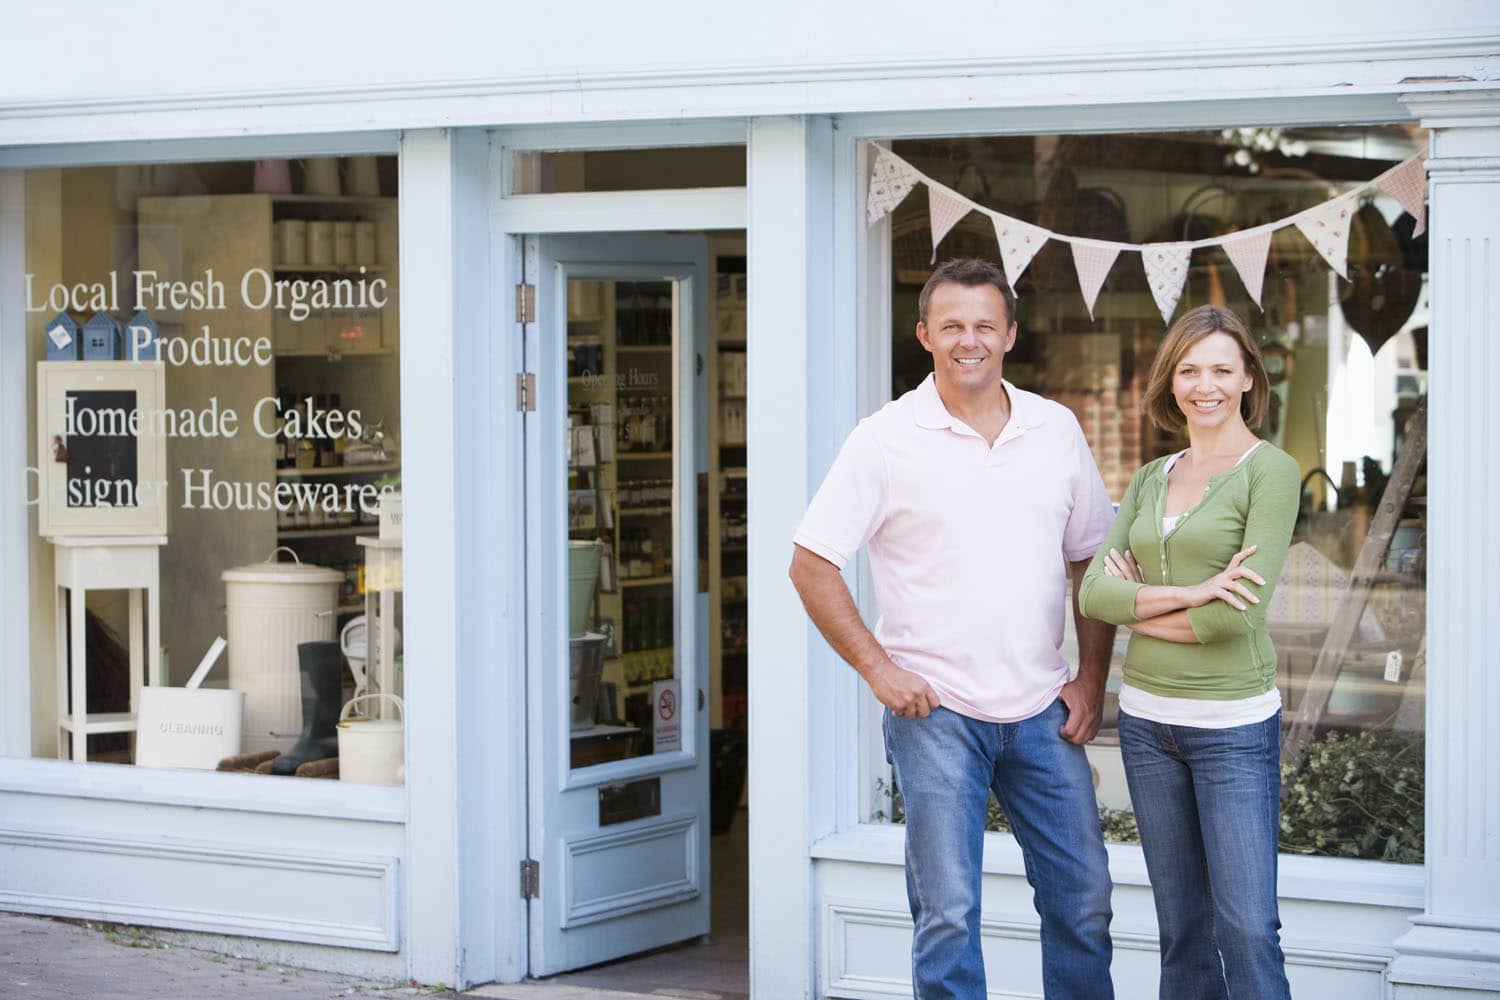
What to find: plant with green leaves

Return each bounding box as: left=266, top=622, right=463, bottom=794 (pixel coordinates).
left=1279, top=728, right=1424, bottom=863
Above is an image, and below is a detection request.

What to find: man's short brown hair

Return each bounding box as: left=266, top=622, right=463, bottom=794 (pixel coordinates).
left=1142, top=304, right=1271, bottom=432
left=918, top=258, right=1016, bottom=327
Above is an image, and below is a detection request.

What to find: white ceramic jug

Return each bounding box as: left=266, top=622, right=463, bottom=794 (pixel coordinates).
left=337, top=693, right=404, bottom=785
left=300, top=158, right=342, bottom=196
left=345, top=157, right=381, bottom=197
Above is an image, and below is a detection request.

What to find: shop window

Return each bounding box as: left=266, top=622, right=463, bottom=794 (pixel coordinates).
left=15, top=155, right=407, bottom=786
left=870, top=126, right=1428, bottom=864
left=511, top=146, right=746, bottom=194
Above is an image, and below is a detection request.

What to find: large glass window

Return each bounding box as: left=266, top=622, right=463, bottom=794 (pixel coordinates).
left=873, top=126, right=1428, bottom=864
left=16, top=155, right=406, bottom=785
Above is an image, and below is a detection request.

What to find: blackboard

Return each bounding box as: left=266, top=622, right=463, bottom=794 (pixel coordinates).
left=65, top=389, right=139, bottom=508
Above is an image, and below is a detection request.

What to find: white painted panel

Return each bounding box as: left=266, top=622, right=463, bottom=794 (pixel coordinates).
left=496, top=188, right=745, bottom=235
left=561, top=814, right=700, bottom=927
left=817, top=854, right=1417, bottom=1000
left=0, top=830, right=398, bottom=950
left=0, top=782, right=405, bottom=964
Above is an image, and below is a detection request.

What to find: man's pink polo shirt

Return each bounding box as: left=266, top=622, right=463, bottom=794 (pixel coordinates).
left=794, top=374, right=1114, bottom=723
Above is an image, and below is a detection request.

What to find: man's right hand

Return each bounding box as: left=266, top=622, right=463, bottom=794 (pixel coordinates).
left=867, top=662, right=941, bottom=718
left=789, top=545, right=940, bottom=719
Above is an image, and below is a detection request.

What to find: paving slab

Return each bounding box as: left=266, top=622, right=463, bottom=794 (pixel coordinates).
left=0, top=913, right=743, bottom=1000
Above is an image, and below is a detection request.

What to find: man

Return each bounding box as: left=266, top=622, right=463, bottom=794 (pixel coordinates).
left=789, top=258, right=1119, bottom=1000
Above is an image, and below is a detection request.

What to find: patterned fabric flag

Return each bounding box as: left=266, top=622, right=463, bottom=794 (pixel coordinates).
left=992, top=214, right=1050, bottom=290
left=866, top=148, right=921, bottom=224
left=1140, top=242, right=1192, bottom=325
left=1221, top=227, right=1274, bottom=308
left=1376, top=156, right=1428, bottom=238
left=1071, top=240, right=1121, bottom=320
left=1294, top=194, right=1358, bottom=280
left=928, top=185, right=972, bottom=263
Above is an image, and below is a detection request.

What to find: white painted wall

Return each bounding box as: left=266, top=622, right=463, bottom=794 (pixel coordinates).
left=1, top=5, right=1497, bottom=145
left=4, top=1, right=1496, bottom=106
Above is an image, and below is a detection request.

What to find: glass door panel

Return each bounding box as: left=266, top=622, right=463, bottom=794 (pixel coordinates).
left=566, top=279, right=682, bottom=770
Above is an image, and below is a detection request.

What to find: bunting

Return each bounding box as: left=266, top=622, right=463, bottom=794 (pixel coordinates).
left=866, top=148, right=922, bottom=224
left=1294, top=194, right=1358, bottom=280
left=1221, top=228, right=1273, bottom=309
left=1072, top=241, right=1121, bottom=320
left=1376, top=156, right=1428, bottom=238
left=864, top=143, right=1429, bottom=327
left=927, top=185, right=972, bottom=264
left=1140, top=243, right=1193, bottom=326
left=993, top=214, right=1050, bottom=290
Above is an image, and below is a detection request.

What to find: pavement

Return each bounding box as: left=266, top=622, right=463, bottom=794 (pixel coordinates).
left=0, top=813, right=749, bottom=1000
left=0, top=912, right=742, bottom=1000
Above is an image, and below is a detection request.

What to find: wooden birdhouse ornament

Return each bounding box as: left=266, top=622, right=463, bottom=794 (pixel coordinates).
left=125, top=309, right=160, bottom=361
left=82, top=311, right=123, bottom=360
left=44, top=311, right=80, bottom=361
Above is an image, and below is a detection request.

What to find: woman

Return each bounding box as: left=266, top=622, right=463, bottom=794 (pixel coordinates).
left=1080, top=304, right=1300, bottom=1000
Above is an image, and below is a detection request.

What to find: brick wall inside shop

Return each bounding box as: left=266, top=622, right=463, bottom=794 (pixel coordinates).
left=1042, top=330, right=1155, bottom=500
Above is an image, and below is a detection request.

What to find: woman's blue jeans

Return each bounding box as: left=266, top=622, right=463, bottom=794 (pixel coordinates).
left=884, top=701, right=1114, bottom=1000
left=1117, top=708, right=1292, bottom=1000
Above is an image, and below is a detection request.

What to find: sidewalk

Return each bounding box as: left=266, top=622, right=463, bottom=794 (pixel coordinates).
left=0, top=913, right=730, bottom=1000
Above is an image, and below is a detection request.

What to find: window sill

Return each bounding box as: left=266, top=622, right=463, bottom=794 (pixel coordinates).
left=0, top=756, right=405, bottom=824
left=814, top=823, right=1424, bottom=910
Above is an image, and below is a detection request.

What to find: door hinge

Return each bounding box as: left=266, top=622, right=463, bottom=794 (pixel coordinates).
left=516, top=283, right=536, bottom=324
left=520, top=858, right=540, bottom=899
left=516, top=373, right=536, bottom=412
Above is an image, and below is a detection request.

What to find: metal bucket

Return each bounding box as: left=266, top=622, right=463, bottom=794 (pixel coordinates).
left=567, top=540, right=603, bottom=637
left=569, top=633, right=608, bottom=731
left=222, top=548, right=340, bottom=753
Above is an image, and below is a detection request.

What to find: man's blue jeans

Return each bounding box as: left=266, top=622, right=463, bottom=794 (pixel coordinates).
left=884, top=700, right=1114, bottom=1000
left=1117, top=709, right=1292, bottom=1000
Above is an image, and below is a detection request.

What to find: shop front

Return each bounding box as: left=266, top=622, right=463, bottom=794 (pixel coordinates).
left=1, top=9, right=1498, bottom=998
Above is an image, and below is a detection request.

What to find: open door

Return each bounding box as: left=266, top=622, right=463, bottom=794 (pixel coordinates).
left=522, top=233, right=712, bottom=975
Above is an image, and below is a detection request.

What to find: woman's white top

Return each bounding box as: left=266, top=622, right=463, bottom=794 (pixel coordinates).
left=1118, top=442, right=1282, bottom=730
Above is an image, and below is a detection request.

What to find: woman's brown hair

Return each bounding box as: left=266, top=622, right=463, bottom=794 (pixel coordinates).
left=1142, top=305, right=1270, bottom=432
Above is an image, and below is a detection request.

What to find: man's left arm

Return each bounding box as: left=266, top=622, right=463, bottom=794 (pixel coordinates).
left=1059, top=557, right=1117, bottom=745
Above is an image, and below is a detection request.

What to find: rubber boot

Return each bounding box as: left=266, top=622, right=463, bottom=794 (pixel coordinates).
left=271, top=640, right=344, bottom=775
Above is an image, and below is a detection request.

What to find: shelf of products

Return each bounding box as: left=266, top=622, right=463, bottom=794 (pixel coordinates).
left=135, top=190, right=401, bottom=678
left=269, top=196, right=400, bottom=620
left=709, top=248, right=749, bottom=733
left=567, top=277, right=682, bottom=728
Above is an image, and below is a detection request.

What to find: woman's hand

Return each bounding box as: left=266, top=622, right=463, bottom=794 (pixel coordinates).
left=1103, top=549, right=1145, bottom=583
left=1186, top=545, right=1265, bottom=612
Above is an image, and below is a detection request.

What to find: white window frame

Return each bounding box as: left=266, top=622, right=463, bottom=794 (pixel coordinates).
left=0, top=131, right=403, bottom=818
left=824, top=100, right=1428, bottom=912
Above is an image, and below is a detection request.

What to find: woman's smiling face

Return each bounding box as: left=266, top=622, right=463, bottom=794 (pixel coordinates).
left=1172, top=332, right=1254, bottom=431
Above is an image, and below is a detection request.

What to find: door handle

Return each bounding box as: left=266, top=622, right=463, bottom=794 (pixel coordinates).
left=697, top=688, right=705, bottom=711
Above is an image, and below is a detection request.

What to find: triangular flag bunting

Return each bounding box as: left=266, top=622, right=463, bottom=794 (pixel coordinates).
left=992, top=214, right=1050, bottom=289
left=928, top=185, right=972, bottom=264
left=1376, top=156, right=1428, bottom=238
left=1140, top=242, right=1192, bottom=325
left=1294, top=194, right=1357, bottom=280
left=866, top=148, right=922, bottom=224
left=1071, top=240, right=1121, bottom=320
left=1221, top=228, right=1273, bottom=308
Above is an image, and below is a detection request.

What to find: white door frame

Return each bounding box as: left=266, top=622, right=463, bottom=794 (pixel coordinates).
left=486, top=120, right=747, bottom=984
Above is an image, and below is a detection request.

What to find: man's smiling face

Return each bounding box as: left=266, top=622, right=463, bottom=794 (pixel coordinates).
left=916, top=281, right=1017, bottom=399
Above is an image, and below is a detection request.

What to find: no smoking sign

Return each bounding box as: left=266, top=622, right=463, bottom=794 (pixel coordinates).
left=651, top=680, right=681, bottom=753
